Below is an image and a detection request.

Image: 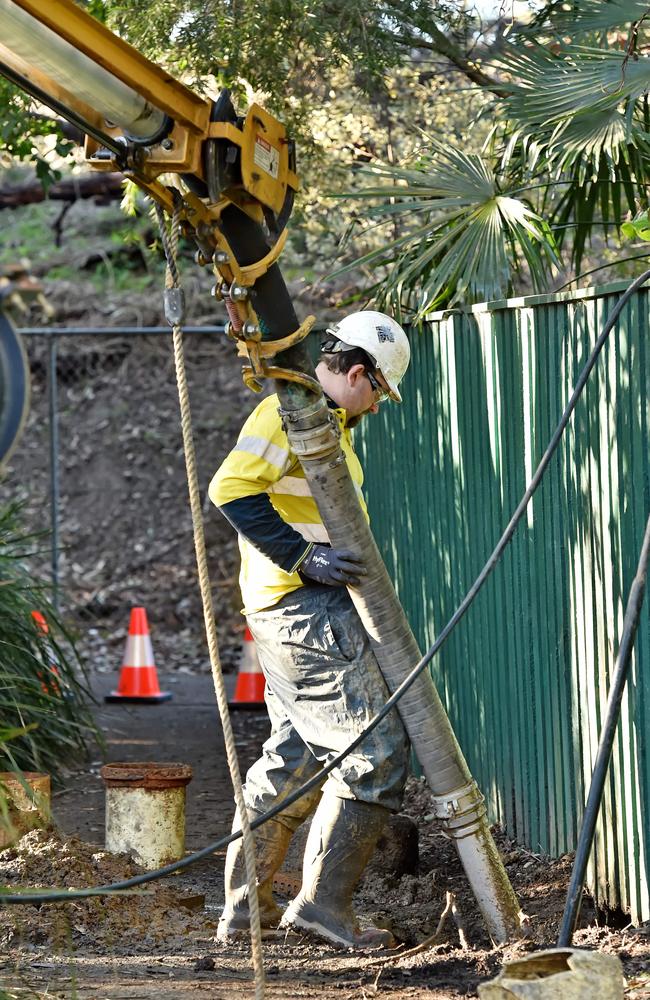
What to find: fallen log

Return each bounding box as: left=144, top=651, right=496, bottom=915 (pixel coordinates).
left=0, top=172, right=124, bottom=208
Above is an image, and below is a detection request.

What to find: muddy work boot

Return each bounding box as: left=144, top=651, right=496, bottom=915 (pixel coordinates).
left=279, top=793, right=396, bottom=950
left=217, top=812, right=292, bottom=941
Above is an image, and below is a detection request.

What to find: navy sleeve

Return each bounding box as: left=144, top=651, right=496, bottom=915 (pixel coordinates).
left=218, top=494, right=312, bottom=574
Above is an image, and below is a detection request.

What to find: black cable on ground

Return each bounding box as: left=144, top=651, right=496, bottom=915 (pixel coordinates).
left=2, top=268, right=649, bottom=906
left=557, top=511, right=650, bottom=947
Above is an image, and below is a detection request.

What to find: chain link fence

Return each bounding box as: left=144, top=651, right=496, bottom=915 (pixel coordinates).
left=5, top=325, right=253, bottom=677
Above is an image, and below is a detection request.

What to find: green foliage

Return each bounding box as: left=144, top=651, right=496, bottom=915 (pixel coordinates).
left=0, top=0, right=480, bottom=220
left=488, top=37, right=650, bottom=264
left=99, top=0, right=464, bottom=118
left=487, top=2, right=650, bottom=272
left=529, top=0, right=650, bottom=34
left=285, top=61, right=492, bottom=283
left=332, top=141, right=559, bottom=317
left=0, top=80, right=74, bottom=189
left=84, top=0, right=108, bottom=22
left=100, top=0, right=389, bottom=140
left=622, top=209, right=650, bottom=241
left=342, top=1, right=650, bottom=309
left=0, top=504, right=97, bottom=779
left=120, top=179, right=140, bottom=217
left=3, top=0, right=649, bottom=307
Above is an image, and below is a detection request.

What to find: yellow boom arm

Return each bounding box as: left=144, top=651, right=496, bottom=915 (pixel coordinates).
left=0, top=0, right=299, bottom=337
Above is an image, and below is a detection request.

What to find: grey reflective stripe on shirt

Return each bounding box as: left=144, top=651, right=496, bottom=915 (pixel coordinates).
left=289, top=522, right=330, bottom=543
left=234, top=435, right=290, bottom=471
left=269, top=475, right=363, bottom=500
left=268, top=476, right=313, bottom=498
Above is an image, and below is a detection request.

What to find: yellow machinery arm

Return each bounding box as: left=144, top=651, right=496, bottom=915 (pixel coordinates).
left=0, top=0, right=299, bottom=346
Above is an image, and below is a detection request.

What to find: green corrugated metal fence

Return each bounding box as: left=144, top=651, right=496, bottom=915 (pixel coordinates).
left=358, top=280, right=650, bottom=923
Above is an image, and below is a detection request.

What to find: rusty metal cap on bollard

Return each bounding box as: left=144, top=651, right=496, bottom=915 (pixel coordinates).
left=100, top=762, right=193, bottom=790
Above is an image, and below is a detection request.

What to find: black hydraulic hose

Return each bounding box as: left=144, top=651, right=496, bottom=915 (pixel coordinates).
left=557, top=512, right=650, bottom=947
left=2, top=268, right=649, bottom=905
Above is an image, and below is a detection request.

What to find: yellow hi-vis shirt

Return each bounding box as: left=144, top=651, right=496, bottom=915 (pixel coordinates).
left=208, top=393, right=369, bottom=614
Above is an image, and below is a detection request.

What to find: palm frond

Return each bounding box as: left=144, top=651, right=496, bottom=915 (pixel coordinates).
left=497, top=44, right=650, bottom=132
left=487, top=32, right=650, bottom=271
left=530, top=0, right=650, bottom=35
left=331, top=142, right=559, bottom=317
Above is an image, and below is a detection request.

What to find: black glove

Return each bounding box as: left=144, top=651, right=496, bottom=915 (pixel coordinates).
left=299, top=544, right=367, bottom=587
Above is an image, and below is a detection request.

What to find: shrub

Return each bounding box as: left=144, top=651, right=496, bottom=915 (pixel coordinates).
left=0, top=503, right=97, bottom=780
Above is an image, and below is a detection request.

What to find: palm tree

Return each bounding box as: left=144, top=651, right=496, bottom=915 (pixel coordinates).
left=331, top=141, right=559, bottom=319
left=493, top=0, right=650, bottom=269
left=337, top=0, right=650, bottom=315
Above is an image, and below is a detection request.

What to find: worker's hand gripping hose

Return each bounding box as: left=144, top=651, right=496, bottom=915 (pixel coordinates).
left=298, top=544, right=367, bottom=587
left=2, top=267, right=648, bottom=908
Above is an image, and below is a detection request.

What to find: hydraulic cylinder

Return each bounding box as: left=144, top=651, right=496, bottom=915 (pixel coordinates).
left=0, top=0, right=167, bottom=142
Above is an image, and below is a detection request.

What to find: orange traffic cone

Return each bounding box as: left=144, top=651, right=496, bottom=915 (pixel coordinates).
left=105, top=607, right=171, bottom=704
left=31, top=610, right=62, bottom=696
left=229, top=627, right=266, bottom=710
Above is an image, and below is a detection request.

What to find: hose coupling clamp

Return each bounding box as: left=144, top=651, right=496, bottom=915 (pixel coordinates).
left=429, top=780, right=487, bottom=838
left=280, top=403, right=340, bottom=459
left=279, top=396, right=329, bottom=430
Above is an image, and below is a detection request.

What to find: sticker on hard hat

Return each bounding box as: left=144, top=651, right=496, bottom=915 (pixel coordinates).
left=254, top=136, right=279, bottom=179
left=376, top=325, right=395, bottom=343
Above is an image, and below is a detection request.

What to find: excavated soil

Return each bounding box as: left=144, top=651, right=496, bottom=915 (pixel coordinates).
left=0, top=829, right=207, bottom=953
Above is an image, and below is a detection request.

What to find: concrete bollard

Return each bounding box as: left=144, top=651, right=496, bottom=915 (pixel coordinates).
left=478, top=947, right=625, bottom=999
left=100, top=762, right=192, bottom=870
left=0, top=772, right=51, bottom=849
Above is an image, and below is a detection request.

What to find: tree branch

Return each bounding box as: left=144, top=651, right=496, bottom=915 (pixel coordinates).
left=397, top=25, right=511, bottom=97
left=378, top=0, right=512, bottom=97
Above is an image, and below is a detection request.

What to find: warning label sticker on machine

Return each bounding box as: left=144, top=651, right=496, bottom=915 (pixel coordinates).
left=254, top=136, right=279, bottom=179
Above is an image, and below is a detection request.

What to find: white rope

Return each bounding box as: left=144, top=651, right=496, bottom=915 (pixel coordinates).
left=155, top=198, right=265, bottom=998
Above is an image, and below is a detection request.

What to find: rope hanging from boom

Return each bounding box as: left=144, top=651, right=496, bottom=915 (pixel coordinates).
left=155, top=196, right=266, bottom=998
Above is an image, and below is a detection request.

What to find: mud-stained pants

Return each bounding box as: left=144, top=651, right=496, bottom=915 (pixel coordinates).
left=243, top=584, right=409, bottom=831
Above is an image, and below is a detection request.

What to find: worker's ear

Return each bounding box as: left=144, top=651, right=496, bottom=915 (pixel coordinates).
left=346, top=363, right=366, bottom=388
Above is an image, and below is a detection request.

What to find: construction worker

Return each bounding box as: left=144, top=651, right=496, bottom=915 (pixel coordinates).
left=209, top=311, right=411, bottom=949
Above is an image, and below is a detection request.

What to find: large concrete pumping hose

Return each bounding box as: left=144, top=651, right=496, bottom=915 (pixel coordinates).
left=219, top=205, right=522, bottom=942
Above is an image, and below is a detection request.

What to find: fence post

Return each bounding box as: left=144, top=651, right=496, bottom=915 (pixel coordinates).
left=48, top=334, right=60, bottom=612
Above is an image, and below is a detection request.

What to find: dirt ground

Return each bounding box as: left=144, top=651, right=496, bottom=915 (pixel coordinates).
left=1, top=674, right=650, bottom=1000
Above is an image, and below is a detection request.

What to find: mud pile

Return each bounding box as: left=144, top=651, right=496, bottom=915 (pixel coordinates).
left=0, top=829, right=211, bottom=954
left=352, top=779, right=650, bottom=994
left=359, top=776, right=588, bottom=952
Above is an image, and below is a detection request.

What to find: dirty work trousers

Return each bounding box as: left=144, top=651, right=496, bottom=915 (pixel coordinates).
left=244, top=584, right=409, bottom=829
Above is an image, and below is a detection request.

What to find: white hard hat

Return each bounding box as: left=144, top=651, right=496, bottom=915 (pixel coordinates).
left=324, top=311, right=410, bottom=402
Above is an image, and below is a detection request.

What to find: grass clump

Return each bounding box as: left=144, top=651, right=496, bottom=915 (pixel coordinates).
left=0, top=503, right=97, bottom=781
